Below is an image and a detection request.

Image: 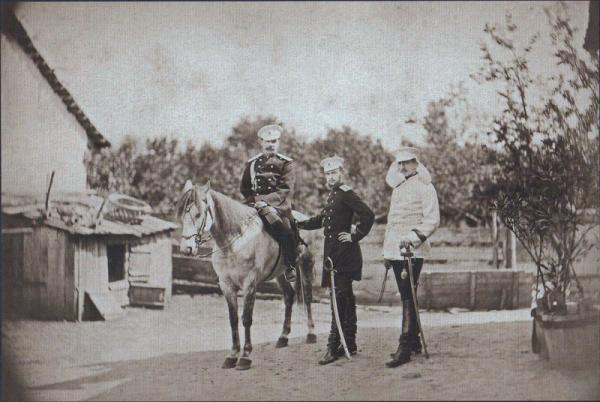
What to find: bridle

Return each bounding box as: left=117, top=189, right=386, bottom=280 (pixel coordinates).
left=180, top=189, right=261, bottom=258
left=182, top=200, right=213, bottom=249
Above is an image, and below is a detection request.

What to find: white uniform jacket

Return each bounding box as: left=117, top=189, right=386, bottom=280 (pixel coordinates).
left=383, top=162, right=440, bottom=260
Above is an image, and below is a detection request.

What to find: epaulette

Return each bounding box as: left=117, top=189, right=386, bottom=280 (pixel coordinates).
left=276, top=153, right=293, bottom=162
left=248, top=153, right=263, bottom=162
left=339, top=184, right=352, bottom=192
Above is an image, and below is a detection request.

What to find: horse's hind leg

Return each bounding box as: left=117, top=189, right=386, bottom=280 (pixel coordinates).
left=236, top=283, right=257, bottom=370
left=275, top=275, right=295, bottom=348
left=221, top=281, right=240, bottom=369
left=299, top=260, right=317, bottom=344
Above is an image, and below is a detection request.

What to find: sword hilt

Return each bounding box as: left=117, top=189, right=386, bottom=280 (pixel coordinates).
left=400, top=244, right=414, bottom=258
left=324, top=257, right=335, bottom=273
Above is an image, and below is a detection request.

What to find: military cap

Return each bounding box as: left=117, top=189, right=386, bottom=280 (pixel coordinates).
left=320, top=155, right=345, bottom=172
left=394, top=146, right=419, bottom=163
left=257, top=124, right=283, bottom=141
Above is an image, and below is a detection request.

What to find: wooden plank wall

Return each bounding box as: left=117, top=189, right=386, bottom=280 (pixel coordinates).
left=75, top=237, right=109, bottom=321
left=2, top=225, right=80, bottom=320
left=130, top=233, right=173, bottom=303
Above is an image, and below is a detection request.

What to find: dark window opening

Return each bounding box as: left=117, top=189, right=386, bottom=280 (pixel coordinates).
left=107, top=244, right=126, bottom=282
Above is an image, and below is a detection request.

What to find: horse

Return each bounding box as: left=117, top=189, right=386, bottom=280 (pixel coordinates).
left=176, top=179, right=317, bottom=370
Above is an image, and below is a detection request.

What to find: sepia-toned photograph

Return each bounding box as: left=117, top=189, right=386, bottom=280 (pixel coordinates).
left=1, top=1, right=599, bottom=400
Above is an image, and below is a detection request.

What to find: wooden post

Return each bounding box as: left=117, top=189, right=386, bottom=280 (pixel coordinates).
left=511, top=271, right=519, bottom=309
left=469, top=272, right=477, bottom=310
left=510, top=230, right=517, bottom=269
left=491, top=210, right=499, bottom=269
left=504, top=228, right=517, bottom=269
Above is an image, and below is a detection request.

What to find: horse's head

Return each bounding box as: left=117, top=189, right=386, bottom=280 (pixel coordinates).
left=176, top=179, right=213, bottom=256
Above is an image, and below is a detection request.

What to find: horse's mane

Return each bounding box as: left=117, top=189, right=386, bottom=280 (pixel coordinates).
left=209, top=190, right=259, bottom=239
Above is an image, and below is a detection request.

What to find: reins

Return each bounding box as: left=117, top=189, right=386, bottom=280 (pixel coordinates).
left=184, top=198, right=260, bottom=258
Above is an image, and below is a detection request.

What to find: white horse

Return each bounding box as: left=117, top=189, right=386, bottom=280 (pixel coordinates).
left=177, top=180, right=316, bottom=370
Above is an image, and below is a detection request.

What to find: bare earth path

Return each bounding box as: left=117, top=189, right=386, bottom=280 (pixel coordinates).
left=3, top=294, right=599, bottom=401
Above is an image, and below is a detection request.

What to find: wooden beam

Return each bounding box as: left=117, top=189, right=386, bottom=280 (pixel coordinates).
left=2, top=228, right=33, bottom=234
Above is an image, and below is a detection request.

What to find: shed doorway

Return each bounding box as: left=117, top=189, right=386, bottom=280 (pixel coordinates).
left=107, top=244, right=126, bottom=282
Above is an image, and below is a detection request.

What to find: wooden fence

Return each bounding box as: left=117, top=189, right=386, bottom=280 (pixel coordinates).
left=172, top=224, right=599, bottom=310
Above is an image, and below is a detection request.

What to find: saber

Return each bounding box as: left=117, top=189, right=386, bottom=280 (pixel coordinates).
left=324, top=257, right=351, bottom=360
left=401, top=245, right=429, bottom=359
left=377, top=265, right=391, bottom=303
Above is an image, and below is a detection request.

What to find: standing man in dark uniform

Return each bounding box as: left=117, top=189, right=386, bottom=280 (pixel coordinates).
left=240, top=124, right=297, bottom=282
left=298, top=155, right=375, bottom=364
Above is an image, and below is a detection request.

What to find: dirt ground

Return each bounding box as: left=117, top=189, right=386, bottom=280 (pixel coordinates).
left=3, top=294, right=599, bottom=401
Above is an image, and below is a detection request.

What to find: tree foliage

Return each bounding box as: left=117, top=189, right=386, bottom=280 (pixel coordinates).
left=473, top=6, right=599, bottom=312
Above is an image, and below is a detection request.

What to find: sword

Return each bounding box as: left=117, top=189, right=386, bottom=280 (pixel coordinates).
left=324, top=257, right=351, bottom=360
left=401, top=245, right=429, bottom=359
left=377, top=265, right=391, bottom=303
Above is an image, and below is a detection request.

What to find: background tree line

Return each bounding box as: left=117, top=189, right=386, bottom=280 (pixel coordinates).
left=85, top=110, right=494, bottom=225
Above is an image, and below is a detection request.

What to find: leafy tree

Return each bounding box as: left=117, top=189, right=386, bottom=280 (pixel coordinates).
left=473, top=6, right=599, bottom=312
left=417, top=90, right=497, bottom=226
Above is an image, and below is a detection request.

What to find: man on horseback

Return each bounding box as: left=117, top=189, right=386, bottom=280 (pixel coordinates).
left=240, top=124, right=298, bottom=282
left=383, top=146, right=440, bottom=368
left=298, top=155, right=374, bottom=365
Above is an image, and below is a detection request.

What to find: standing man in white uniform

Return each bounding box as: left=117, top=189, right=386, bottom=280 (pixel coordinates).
left=382, top=146, right=440, bottom=368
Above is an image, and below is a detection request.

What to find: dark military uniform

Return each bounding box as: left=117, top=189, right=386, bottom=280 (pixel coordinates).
left=240, top=152, right=295, bottom=215
left=298, top=182, right=374, bottom=358
left=240, top=152, right=298, bottom=269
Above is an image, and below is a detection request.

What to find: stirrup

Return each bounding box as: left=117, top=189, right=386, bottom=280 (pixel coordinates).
left=284, top=266, right=296, bottom=283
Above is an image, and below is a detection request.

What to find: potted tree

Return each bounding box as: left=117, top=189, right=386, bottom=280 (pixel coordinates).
left=473, top=6, right=599, bottom=368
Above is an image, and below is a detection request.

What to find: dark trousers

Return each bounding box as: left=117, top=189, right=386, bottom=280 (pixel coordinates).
left=258, top=209, right=298, bottom=267
left=391, top=258, right=424, bottom=351
left=326, top=273, right=357, bottom=352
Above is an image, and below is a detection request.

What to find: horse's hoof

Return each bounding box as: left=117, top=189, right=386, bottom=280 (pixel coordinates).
left=222, top=357, right=237, bottom=369
left=306, top=334, right=317, bottom=344
left=236, top=357, right=252, bottom=370
left=275, top=337, right=288, bottom=348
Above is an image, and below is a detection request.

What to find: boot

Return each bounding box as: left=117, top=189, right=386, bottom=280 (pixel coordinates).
left=320, top=293, right=343, bottom=365
left=386, top=301, right=416, bottom=368
left=270, top=220, right=298, bottom=283
left=411, top=333, right=422, bottom=354
left=319, top=349, right=339, bottom=365
left=282, top=232, right=298, bottom=283
left=386, top=335, right=412, bottom=368
left=341, top=291, right=357, bottom=355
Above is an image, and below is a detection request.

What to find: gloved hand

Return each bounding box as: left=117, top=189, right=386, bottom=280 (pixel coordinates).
left=255, top=201, right=267, bottom=209
left=399, top=235, right=415, bottom=249
left=384, top=259, right=393, bottom=269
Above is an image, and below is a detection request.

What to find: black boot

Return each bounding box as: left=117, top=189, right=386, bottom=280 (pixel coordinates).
left=386, top=335, right=412, bottom=368
left=320, top=292, right=343, bottom=365
left=386, top=301, right=416, bottom=368
left=343, top=291, right=358, bottom=355
left=270, top=220, right=298, bottom=283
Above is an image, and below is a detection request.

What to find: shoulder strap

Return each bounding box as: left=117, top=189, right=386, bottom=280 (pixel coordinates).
left=248, top=153, right=263, bottom=162
left=276, top=153, right=293, bottom=162
left=339, top=184, right=352, bottom=192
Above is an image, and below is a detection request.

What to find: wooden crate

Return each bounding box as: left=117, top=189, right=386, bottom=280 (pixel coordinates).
left=129, top=284, right=167, bottom=307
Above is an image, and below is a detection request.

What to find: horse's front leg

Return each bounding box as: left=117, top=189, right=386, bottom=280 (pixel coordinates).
left=275, top=275, right=295, bottom=348
left=236, top=281, right=257, bottom=370
left=220, top=280, right=240, bottom=369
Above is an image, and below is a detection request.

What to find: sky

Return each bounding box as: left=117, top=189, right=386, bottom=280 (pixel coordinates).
left=14, top=1, right=591, bottom=150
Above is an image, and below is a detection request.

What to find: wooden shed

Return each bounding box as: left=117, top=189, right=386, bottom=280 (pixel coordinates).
left=2, top=192, right=177, bottom=321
